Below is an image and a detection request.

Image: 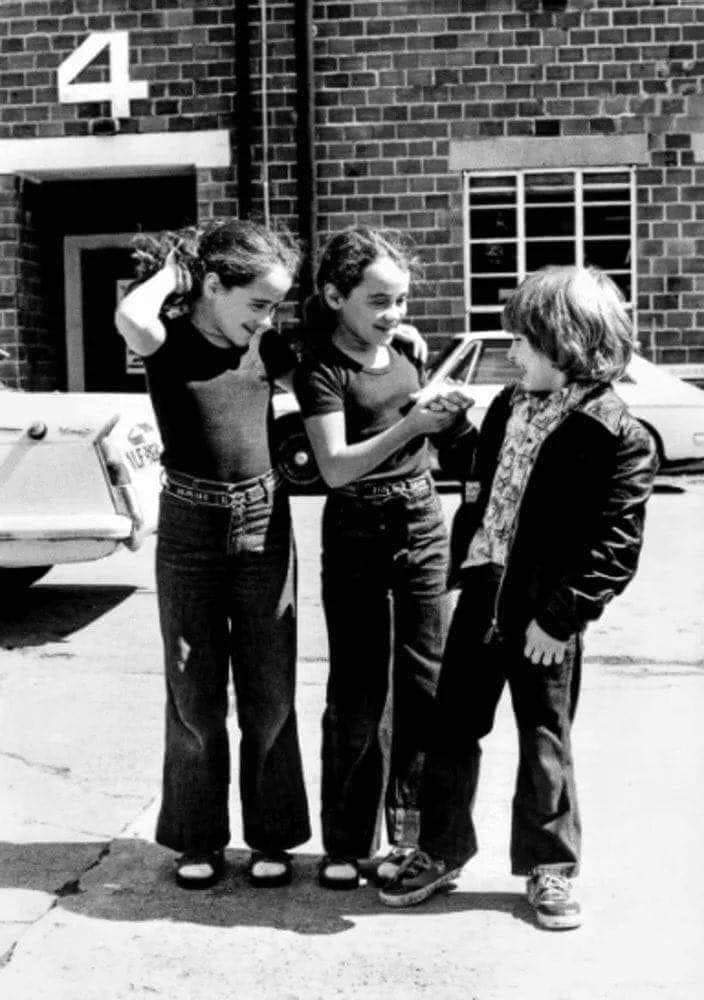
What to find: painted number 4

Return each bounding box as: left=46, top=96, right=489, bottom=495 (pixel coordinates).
left=57, top=31, right=148, bottom=119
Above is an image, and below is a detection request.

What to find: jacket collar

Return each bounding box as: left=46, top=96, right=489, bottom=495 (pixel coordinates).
left=575, top=384, right=625, bottom=436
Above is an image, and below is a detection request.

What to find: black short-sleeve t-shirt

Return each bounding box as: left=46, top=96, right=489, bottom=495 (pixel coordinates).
left=143, top=316, right=296, bottom=482
left=293, top=339, right=431, bottom=481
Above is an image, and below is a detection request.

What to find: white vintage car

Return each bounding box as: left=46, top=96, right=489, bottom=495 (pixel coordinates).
left=0, top=390, right=161, bottom=588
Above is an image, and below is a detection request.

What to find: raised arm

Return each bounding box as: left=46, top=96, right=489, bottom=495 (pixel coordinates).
left=114, top=251, right=189, bottom=358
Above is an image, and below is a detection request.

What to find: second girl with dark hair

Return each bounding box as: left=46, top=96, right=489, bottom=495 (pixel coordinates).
left=294, top=226, right=474, bottom=889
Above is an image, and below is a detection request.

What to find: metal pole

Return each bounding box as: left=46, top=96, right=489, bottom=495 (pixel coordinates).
left=293, top=0, right=317, bottom=302
left=260, top=0, right=270, bottom=227
left=234, top=0, right=252, bottom=218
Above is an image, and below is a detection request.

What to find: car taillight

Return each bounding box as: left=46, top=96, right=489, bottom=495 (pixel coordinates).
left=94, top=417, right=145, bottom=550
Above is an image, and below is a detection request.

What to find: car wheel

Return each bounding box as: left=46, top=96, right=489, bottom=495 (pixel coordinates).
left=0, top=566, right=52, bottom=588
left=272, top=415, right=322, bottom=493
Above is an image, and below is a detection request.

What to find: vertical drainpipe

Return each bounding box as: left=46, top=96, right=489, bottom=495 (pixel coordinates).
left=293, top=0, right=316, bottom=305
left=259, top=0, right=271, bottom=227
left=234, top=0, right=252, bottom=219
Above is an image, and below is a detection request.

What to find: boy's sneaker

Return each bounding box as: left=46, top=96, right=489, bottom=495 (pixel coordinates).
left=374, top=847, right=414, bottom=885
left=378, top=849, right=462, bottom=908
left=526, top=864, right=581, bottom=930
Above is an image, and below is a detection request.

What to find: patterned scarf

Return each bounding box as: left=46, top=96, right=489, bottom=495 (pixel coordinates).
left=465, top=382, right=593, bottom=568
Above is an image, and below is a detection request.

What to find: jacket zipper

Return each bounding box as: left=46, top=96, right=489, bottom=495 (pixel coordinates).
left=483, top=514, right=519, bottom=645
left=482, top=382, right=604, bottom=644
left=482, top=416, right=559, bottom=645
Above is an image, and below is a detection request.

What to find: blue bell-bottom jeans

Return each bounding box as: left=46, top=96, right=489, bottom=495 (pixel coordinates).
left=320, top=474, right=450, bottom=860
left=154, top=469, right=311, bottom=856
left=419, top=564, right=582, bottom=876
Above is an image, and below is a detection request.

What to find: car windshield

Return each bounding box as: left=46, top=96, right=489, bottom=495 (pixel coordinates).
left=473, top=341, right=514, bottom=384
left=431, top=336, right=466, bottom=370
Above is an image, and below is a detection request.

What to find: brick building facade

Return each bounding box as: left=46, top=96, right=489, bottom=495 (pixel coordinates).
left=1, top=0, right=703, bottom=390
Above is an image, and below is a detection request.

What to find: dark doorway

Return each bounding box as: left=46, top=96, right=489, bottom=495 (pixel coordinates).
left=81, top=245, right=142, bottom=392
left=26, top=171, right=197, bottom=390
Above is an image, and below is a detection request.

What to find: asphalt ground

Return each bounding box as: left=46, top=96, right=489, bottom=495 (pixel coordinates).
left=1, top=476, right=703, bottom=999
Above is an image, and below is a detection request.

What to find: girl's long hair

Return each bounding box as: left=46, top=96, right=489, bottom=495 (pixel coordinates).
left=129, top=218, right=301, bottom=314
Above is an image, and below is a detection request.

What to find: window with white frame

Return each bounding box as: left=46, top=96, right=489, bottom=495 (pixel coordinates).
left=461, top=166, right=637, bottom=336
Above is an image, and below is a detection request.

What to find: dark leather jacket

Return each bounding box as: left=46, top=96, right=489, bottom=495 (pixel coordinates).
left=449, top=383, right=659, bottom=641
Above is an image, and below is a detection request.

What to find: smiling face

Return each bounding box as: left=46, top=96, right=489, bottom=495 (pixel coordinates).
left=194, top=263, right=293, bottom=349
left=324, top=255, right=410, bottom=353
left=507, top=332, right=567, bottom=393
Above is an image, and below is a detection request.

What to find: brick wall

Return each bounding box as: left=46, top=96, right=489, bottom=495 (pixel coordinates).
left=296, top=0, right=704, bottom=362
left=16, top=178, right=55, bottom=388
left=0, top=1, right=241, bottom=386
left=1, top=0, right=704, bottom=385
left=0, top=0, right=237, bottom=141
left=0, top=178, right=52, bottom=389
left=0, top=176, right=22, bottom=386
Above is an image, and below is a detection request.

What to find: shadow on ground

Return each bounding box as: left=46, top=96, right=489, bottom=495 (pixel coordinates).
left=0, top=585, right=136, bottom=648
left=0, top=838, right=533, bottom=935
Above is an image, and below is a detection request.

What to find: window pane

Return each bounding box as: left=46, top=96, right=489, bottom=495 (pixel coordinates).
left=469, top=175, right=516, bottom=191
left=468, top=175, right=516, bottom=207
left=468, top=190, right=517, bottom=207
left=526, top=240, right=575, bottom=270
left=473, top=342, right=514, bottom=384
left=471, top=242, right=517, bottom=274
left=469, top=311, right=503, bottom=331
left=605, top=272, right=632, bottom=302
left=470, top=207, right=516, bottom=238
left=525, top=172, right=574, bottom=204
left=526, top=205, right=574, bottom=237
left=583, top=187, right=630, bottom=203
left=584, top=239, right=630, bottom=270
left=583, top=170, right=630, bottom=189
left=584, top=204, right=630, bottom=236
left=471, top=276, right=517, bottom=306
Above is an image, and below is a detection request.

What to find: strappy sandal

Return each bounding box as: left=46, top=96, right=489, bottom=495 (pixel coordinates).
left=247, top=851, right=293, bottom=888
left=317, top=855, right=360, bottom=890
left=175, top=849, right=225, bottom=890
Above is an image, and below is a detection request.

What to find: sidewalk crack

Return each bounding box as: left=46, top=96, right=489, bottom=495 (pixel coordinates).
left=54, top=843, right=112, bottom=898
left=0, top=940, right=18, bottom=969
left=0, top=750, right=71, bottom=778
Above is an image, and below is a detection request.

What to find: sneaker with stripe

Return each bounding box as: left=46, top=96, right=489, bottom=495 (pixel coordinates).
left=378, top=849, right=462, bottom=908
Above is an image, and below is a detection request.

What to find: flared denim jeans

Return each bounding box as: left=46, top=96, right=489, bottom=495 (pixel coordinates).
left=320, top=474, right=450, bottom=860
left=419, top=566, right=582, bottom=876
left=154, top=469, right=310, bottom=856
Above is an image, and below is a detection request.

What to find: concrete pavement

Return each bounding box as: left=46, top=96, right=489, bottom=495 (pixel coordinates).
left=1, top=483, right=703, bottom=999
